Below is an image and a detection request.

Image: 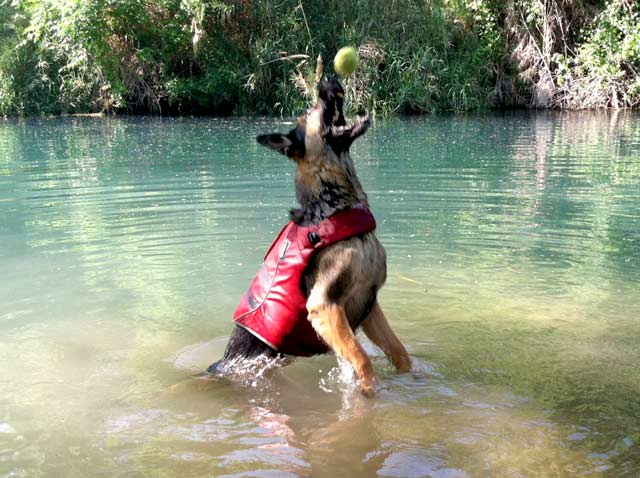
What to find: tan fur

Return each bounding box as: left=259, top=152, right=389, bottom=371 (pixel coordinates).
left=295, top=160, right=350, bottom=196
left=307, top=303, right=377, bottom=396
left=362, top=303, right=412, bottom=372
left=305, top=233, right=406, bottom=394
left=304, top=109, right=325, bottom=156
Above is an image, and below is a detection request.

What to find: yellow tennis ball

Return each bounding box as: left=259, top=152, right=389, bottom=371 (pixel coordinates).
left=334, top=46, right=359, bottom=76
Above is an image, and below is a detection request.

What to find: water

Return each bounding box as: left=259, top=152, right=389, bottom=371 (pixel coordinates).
left=1, top=112, right=639, bottom=477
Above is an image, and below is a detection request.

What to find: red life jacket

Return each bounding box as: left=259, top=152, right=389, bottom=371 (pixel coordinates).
left=233, top=206, right=377, bottom=356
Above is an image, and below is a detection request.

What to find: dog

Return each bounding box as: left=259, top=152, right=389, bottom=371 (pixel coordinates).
left=208, top=74, right=411, bottom=396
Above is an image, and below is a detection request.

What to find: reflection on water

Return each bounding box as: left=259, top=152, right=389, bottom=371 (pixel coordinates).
left=0, top=112, right=639, bottom=477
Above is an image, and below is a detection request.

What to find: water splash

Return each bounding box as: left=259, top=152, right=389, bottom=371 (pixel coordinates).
left=318, top=356, right=359, bottom=395
left=205, top=354, right=291, bottom=389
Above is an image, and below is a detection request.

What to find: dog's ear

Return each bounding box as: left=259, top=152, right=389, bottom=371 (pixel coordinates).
left=257, top=124, right=306, bottom=160
left=256, top=134, right=292, bottom=155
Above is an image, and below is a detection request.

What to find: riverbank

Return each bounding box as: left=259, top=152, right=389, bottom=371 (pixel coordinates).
left=1, top=1, right=639, bottom=117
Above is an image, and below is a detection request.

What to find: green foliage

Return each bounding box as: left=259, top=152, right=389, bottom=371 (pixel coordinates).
left=0, top=2, right=26, bottom=115
left=0, top=0, right=638, bottom=117
left=0, top=0, right=119, bottom=115
left=265, top=0, right=498, bottom=114
left=555, top=0, right=640, bottom=108
left=467, top=0, right=640, bottom=109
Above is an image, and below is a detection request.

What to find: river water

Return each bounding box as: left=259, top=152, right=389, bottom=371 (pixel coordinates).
left=1, top=112, right=639, bottom=477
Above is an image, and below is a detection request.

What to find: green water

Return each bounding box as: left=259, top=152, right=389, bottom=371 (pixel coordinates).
left=1, top=112, right=639, bottom=477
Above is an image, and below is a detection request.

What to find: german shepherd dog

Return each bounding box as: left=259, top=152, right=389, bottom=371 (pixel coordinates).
left=209, top=74, right=411, bottom=396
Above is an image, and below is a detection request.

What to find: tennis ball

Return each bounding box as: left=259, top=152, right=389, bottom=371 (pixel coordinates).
left=334, top=46, right=359, bottom=76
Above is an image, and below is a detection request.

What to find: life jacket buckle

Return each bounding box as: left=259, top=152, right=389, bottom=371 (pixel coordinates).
left=307, top=231, right=321, bottom=246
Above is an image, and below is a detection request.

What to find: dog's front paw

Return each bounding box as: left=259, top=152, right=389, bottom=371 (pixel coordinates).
left=359, top=376, right=378, bottom=398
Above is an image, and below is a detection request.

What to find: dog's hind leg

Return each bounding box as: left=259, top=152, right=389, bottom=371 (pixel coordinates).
left=362, top=302, right=412, bottom=373
left=307, top=297, right=377, bottom=397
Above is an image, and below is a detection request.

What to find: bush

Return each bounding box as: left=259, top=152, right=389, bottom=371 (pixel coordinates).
left=0, top=0, right=638, bottom=117
left=0, top=0, right=119, bottom=115
left=555, top=0, right=640, bottom=108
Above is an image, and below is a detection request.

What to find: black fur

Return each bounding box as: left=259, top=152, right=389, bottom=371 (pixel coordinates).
left=208, top=326, right=280, bottom=374
left=346, top=287, right=377, bottom=329
left=256, top=118, right=306, bottom=160
left=318, top=76, right=346, bottom=128
left=290, top=180, right=354, bottom=226
left=326, top=266, right=353, bottom=303
left=326, top=119, right=370, bottom=155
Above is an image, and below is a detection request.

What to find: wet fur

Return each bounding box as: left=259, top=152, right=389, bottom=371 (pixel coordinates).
left=210, top=76, right=410, bottom=393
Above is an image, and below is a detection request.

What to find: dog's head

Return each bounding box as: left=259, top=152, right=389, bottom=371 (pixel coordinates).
left=256, top=75, right=359, bottom=161
left=256, top=74, right=370, bottom=220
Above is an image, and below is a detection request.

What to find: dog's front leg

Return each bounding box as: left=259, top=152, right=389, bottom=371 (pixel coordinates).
left=307, top=293, right=377, bottom=396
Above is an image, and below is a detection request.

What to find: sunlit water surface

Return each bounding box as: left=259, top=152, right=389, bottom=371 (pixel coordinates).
left=1, top=112, right=639, bottom=477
